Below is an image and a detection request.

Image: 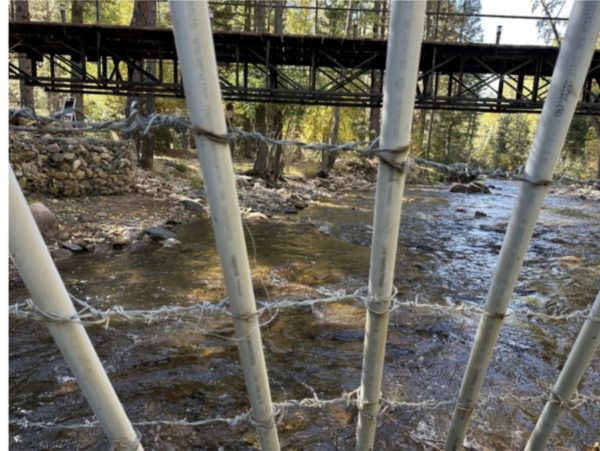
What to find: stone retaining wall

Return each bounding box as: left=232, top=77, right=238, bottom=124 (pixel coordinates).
left=10, top=131, right=137, bottom=196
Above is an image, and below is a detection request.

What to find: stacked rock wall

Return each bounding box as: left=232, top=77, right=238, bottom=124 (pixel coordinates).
left=10, top=131, right=137, bottom=196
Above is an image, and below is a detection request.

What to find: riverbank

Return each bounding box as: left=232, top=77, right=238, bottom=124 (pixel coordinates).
left=14, top=154, right=600, bottom=263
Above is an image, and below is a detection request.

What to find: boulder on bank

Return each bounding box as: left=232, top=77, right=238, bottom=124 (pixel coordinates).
left=143, top=226, right=176, bottom=241
left=449, top=181, right=491, bottom=194
left=29, top=202, right=59, bottom=243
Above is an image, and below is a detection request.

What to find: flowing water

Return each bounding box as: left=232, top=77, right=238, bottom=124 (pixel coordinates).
left=9, top=180, right=600, bottom=450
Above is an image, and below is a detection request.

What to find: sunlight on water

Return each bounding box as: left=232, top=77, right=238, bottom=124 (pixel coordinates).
left=9, top=180, right=600, bottom=449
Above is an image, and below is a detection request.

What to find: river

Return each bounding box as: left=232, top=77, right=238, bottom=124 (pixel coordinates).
left=9, top=180, right=600, bottom=450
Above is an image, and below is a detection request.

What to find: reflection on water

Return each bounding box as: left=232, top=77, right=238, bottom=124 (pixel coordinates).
left=9, top=180, right=600, bottom=450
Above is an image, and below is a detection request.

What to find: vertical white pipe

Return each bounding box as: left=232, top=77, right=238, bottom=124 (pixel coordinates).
left=525, top=290, right=600, bottom=451
left=168, top=2, right=280, bottom=450
left=356, top=2, right=426, bottom=450
left=444, top=3, right=600, bottom=450
left=9, top=168, right=142, bottom=451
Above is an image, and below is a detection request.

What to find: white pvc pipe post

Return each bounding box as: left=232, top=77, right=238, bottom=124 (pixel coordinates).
left=168, top=2, right=280, bottom=450
left=9, top=168, right=142, bottom=451
left=525, top=290, right=600, bottom=451
left=444, top=3, right=600, bottom=450
left=355, top=2, right=426, bottom=450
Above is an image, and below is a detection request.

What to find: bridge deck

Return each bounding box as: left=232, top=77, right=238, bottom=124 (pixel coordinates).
left=9, top=21, right=600, bottom=113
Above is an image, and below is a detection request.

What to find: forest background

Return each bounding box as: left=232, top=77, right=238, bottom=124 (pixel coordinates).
left=9, top=0, right=600, bottom=182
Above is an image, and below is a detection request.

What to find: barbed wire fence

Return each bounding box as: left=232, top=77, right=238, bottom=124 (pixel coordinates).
left=9, top=286, right=600, bottom=430
left=9, top=287, right=597, bottom=329
left=9, top=106, right=381, bottom=155
left=11, top=106, right=600, bottom=186
left=10, top=386, right=600, bottom=433
left=8, top=106, right=600, bottom=444
left=9, top=282, right=600, bottom=431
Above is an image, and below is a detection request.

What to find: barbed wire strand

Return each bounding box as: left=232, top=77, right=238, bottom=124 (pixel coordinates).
left=10, top=107, right=600, bottom=186
left=9, top=388, right=599, bottom=433
left=9, top=288, right=596, bottom=330
left=8, top=107, right=395, bottom=156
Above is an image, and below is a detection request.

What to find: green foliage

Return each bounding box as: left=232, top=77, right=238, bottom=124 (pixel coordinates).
left=532, top=0, right=568, bottom=45
left=425, top=0, right=483, bottom=42
left=563, top=117, right=591, bottom=158
left=13, top=0, right=598, bottom=180
left=188, top=175, right=203, bottom=189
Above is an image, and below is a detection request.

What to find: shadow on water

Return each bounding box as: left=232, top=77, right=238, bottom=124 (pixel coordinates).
left=9, top=180, right=600, bottom=450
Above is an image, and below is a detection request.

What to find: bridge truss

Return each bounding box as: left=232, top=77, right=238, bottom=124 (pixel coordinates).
left=8, top=21, right=600, bottom=114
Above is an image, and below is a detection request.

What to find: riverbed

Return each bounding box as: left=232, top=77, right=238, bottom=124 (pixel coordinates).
left=9, top=180, right=600, bottom=450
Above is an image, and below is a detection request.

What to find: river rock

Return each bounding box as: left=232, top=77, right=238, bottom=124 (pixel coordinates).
left=113, top=230, right=139, bottom=247
left=88, top=243, right=110, bottom=255
left=77, top=214, right=97, bottom=223
left=29, top=202, right=59, bottom=243
left=51, top=248, right=73, bottom=261
left=180, top=199, right=205, bottom=215
left=293, top=199, right=307, bottom=210
left=449, top=182, right=491, bottom=194
left=162, top=237, right=182, bottom=249
left=58, top=230, right=70, bottom=241
left=318, top=224, right=332, bottom=235
left=61, top=241, right=84, bottom=252
left=144, top=226, right=176, bottom=241
left=245, top=212, right=268, bottom=221
left=474, top=210, right=487, bottom=218
left=10, top=132, right=136, bottom=197
left=236, top=176, right=253, bottom=188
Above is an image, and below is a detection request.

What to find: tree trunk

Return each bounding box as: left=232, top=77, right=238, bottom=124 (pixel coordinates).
left=318, top=1, right=354, bottom=177
left=415, top=110, right=428, bottom=157
left=15, top=0, right=35, bottom=111
left=273, top=0, right=283, bottom=34
left=425, top=110, right=435, bottom=160
left=591, top=117, right=600, bottom=179
left=253, top=105, right=269, bottom=178
left=445, top=120, right=453, bottom=164
left=71, top=0, right=85, bottom=120
left=265, top=1, right=285, bottom=182
left=140, top=0, right=157, bottom=170
left=368, top=0, right=382, bottom=138
left=244, top=0, right=252, bottom=31
left=252, top=1, right=269, bottom=178
left=271, top=109, right=285, bottom=181
left=254, top=1, right=265, bottom=33
left=318, top=106, right=341, bottom=177
left=540, top=0, right=562, bottom=44
left=314, top=0, right=319, bottom=35
left=127, top=0, right=157, bottom=170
